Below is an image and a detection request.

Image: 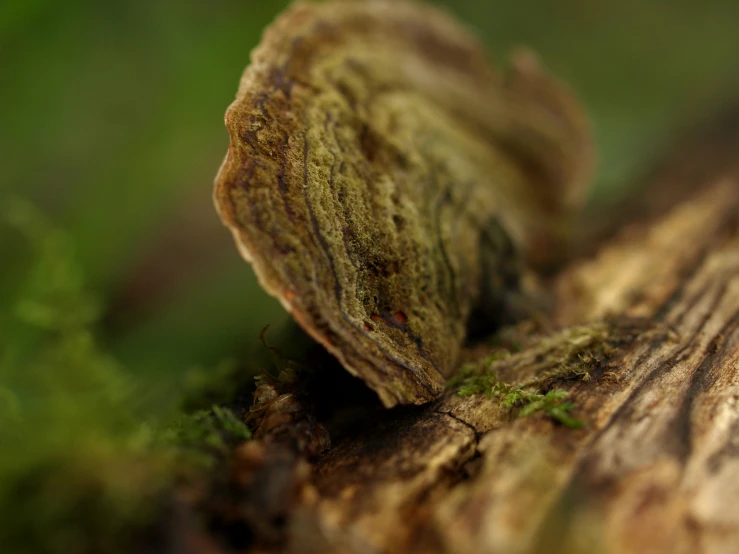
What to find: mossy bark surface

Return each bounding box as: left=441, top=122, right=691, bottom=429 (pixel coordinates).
left=205, top=111, right=739, bottom=554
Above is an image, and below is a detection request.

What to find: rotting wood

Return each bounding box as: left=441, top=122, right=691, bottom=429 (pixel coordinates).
left=199, top=23, right=739, bottom=547
left=243, top=171, right=739, bottom=554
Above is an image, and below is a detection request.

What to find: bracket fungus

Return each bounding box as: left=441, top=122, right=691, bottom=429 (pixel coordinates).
left=214, top=1, right=594, bottom=407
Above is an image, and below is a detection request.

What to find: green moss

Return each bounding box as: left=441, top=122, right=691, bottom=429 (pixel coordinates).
left=0, top=201, right=163, bottom=552
left=0, top=200, right=255, bottom=553
left=450, top=364, right=584, bottom=428
left=160, top=405, right=251, bottom=470
left=449, top=322, right=629, bottom=428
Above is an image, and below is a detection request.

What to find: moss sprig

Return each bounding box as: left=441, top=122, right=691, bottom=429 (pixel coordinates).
left=450, top=362, right=584, bottom=428
left=446, top=321, right=634, bottom=428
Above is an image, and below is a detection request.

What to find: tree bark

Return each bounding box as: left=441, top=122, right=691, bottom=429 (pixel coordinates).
left=242, top=112, right=739, bottom=554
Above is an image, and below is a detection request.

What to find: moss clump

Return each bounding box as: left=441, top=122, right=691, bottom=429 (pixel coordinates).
left=0, top=199, right=273, bottom=554
left=0, top=200, right=252, bottom=553
left=161, top=405, right=252, bottom=470
left=0, top=200, right=171, bottom=553
left=449, top=364, right=584, bottom=428
left=449, top=321, right=635, bottom=428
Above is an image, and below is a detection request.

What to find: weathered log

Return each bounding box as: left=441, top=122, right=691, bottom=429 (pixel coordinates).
left=250, top=126, right=739, bottom=554
left=198, top=8, right=739, bottom=548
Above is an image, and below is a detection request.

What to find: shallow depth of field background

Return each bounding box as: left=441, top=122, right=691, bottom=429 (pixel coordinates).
left=1, top=0, right=738, bottom=443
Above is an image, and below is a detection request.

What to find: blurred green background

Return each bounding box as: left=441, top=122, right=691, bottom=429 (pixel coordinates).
left=0, top=1, right=738, bottom=550
left=1, top=0, right=738, bottom=418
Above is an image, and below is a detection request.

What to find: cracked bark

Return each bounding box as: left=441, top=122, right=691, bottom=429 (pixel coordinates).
left=240, top=111, right=739, bottom=554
